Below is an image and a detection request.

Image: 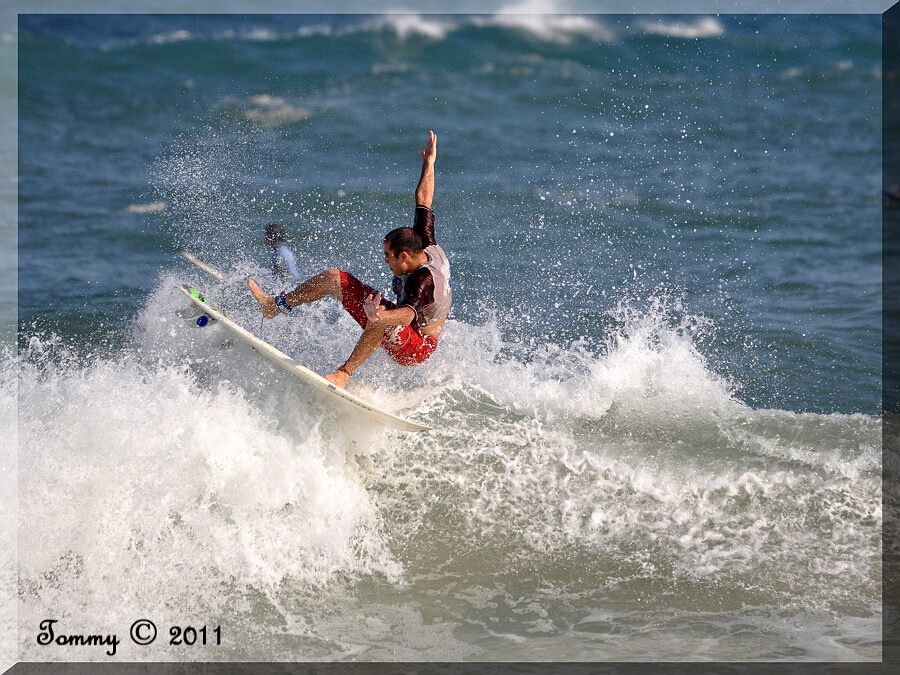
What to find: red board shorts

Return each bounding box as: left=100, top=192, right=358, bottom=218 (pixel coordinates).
left=339, top=270, right=438, bottom=366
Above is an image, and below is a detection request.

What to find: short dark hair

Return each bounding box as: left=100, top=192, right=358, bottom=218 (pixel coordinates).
left=264, top=223, right=287, bottom=248
left=384, top=227, right=423, bottom=257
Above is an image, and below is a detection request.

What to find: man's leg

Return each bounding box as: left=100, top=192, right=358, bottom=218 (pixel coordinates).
left=248, top=268, right=344, bottom=319
left=323, top=321, right=387, bottom=388
left=249, top=268, right=388, bottom=389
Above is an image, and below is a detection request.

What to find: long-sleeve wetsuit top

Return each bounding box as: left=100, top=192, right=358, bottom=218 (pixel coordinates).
left=389, top=206, right=452, bottom=333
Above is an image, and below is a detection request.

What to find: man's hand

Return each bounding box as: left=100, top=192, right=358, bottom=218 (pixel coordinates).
left=364, top=292, right=385, bottom=323
left=420, top=130, right=437, bottom=164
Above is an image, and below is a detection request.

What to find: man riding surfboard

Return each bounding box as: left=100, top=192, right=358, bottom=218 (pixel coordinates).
left=247, top=130, right=451, bottom=389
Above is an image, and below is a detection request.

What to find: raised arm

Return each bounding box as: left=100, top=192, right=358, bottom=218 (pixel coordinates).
left=415, top=130, right=437, bottom=209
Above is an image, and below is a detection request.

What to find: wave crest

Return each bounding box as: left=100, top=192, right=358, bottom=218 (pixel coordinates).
left=639, top=17, right=725, bottom=39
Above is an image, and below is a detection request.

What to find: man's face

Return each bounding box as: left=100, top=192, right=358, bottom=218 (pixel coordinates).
left=384, top=243, right=411, bottom=276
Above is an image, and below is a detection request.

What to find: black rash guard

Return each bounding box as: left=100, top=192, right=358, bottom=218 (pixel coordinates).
left=389, top=206, right=452, bottom=332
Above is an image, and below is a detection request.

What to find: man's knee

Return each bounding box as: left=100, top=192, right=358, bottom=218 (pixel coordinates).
left=322, top=268, right=342, bottom=284
left=317, top=268, right=343, bottom=295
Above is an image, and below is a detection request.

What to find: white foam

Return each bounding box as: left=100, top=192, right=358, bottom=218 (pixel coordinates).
left=245, top=28, right=280, bottom=42
left=432, top=298, right=735, bottom=427
left=150, top=29, right=192, bottom=45
left=372, top=298, right=881, bottom=611
left=15, top=325, right=403, bottom=658
left=639, top=17, right=725, bottom=39
left=11, top=274, right=882, bottom=659
left=242, top=95, right=312, bottom=128
left=371, top=15, right=453, bottom=41
left=482, top=1, right=614, bottom=43
left=102, top=13, right=619, bottom=49
left=0, top=349, right=17, bottom=670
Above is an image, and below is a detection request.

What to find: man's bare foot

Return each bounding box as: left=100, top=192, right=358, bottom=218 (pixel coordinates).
left=247, top=278, right=280, bottom=319
left=323, top=369, right=351, bottom=388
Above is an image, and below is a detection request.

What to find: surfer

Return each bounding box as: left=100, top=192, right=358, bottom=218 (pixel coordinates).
left=265, top=223, right=303, bottom=284
left=247, top=130, right=451, bottom=388
left=264, top=222, right=303, bottom=283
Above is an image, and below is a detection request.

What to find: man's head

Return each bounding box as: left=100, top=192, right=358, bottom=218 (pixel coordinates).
left=384, top=227, right=424, bottom=275
left=264, top=223, right=287, bottom=248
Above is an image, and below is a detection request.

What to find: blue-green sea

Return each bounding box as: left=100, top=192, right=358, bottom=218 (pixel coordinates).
left=7, top=10, right=883, bottom=662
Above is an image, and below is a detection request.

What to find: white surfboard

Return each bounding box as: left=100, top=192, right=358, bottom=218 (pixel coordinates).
left=181, top=250, right=225, bottom=280
left=179, top=286, right=432, bottom=433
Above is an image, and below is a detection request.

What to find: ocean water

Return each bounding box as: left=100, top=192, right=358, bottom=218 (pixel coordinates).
left=9, top=10, right=883, bottom=663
